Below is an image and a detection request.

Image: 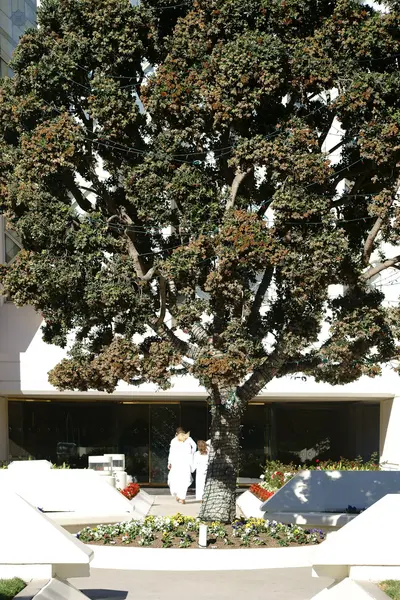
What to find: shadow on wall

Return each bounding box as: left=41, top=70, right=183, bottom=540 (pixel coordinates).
left=262, top=470, right=400, bottom=513
left=0, top=304, right=42, bottom=354
left=0, top=304, right=43, bottom=393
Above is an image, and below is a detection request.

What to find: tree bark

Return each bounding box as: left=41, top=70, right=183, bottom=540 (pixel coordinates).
left=199, top=400, right=241, bottom=523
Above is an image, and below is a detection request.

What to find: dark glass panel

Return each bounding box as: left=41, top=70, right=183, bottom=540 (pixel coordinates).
left=149, top=404, right=180, bottom=483
left=180, top=402, right=208, bottom=445
left=240, top=405, right=268, bottom=478
left=117, top=404, right=150, bottom=483
left=275, top=403, right=351, bottom=464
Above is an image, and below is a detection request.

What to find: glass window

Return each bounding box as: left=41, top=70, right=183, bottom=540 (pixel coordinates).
left=181, top=401, right=208, bottom=445
left=149, top=404, right=180, bottom=483
left=240, top=404, right=269, bottom=478
left=275, top=402, right=359, bottom=464
left=117, top=403, right=150, bottom=483
left=5, top=231, right=21, bottom=263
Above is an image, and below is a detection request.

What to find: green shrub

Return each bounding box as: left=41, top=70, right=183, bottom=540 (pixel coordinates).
left=0, top=578, right=26, bottom=600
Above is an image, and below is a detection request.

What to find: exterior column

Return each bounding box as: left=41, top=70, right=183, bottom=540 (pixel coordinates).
left=380, top=397, right=400, bottom=470
left=0, top=397, right=8, bottom=463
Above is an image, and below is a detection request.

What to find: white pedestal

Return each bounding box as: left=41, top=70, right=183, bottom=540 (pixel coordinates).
left=380, top=397, right=400, bottom=469
left=115, top=471, right=127, bottom=490
left=0, top=397, right=8, bottom=462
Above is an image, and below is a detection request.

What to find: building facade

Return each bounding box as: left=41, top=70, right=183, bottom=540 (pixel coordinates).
left=0, top=0, right=36, bottom=77
left=0, top=292, right=398, bottom=483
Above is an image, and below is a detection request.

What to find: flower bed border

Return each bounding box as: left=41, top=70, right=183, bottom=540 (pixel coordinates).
left=87, top=544, right=315, bottom=571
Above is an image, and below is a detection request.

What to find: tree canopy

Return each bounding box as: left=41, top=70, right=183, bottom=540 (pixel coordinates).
left=1, top=0, right=400, bottom=521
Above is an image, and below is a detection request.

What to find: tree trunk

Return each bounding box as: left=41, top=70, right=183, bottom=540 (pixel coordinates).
left=199, top=401, right=241, bottom=523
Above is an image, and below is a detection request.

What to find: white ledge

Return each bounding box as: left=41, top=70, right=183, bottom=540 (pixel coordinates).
left=87, top=545, right=314, bottom=571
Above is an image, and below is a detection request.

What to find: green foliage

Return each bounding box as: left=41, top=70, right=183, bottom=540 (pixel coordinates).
left=0, top=578, right=25, bottom=600
left=0, top=2, right=400, bottom=419
left=380, top=580, right=400, bottom=600
left=261, top=453, right=382, bottom=492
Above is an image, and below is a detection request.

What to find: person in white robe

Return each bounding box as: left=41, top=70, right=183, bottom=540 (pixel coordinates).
left=192, top=440, right=209, bottom=502
left=167, top=430, right=194, bottom=503
left=169, top=427, right=196, bottom=455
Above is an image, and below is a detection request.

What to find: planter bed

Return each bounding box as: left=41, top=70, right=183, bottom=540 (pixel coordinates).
left=77, top=514, right=325, bottom=550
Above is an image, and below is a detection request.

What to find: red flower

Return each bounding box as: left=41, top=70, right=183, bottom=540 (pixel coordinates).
left=249, top=484, right=275, bottom=502
left=316, top=459, right=319, bottom=463
left=120, top=482, right=140, bottom=500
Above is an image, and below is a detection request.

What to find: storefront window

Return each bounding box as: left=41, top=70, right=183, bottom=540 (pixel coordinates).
left=8, top=399, right=379, bottom=482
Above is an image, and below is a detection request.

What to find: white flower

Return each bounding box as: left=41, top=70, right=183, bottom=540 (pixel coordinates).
left=260, top=474, right=265, bottom=480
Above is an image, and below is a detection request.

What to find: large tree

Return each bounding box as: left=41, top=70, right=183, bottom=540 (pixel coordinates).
left=1, top=0, right=400, bottom=521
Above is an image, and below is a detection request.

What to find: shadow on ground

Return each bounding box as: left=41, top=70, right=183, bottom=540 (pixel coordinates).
left=79, top=590, right=128, bottom=600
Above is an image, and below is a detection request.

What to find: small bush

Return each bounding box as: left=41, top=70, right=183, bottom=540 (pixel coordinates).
left=0, top=578, right=26, bottom=600
left=380, top=580, right=400, bottom=599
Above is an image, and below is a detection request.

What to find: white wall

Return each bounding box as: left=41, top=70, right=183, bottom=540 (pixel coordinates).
left=0, top=302, right=397, bottom=399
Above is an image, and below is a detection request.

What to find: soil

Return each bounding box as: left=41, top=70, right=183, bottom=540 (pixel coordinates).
left=86, top=525, right=317, bottom=549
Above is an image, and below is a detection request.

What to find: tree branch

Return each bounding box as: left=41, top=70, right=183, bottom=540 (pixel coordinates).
left=247, top=266, right=274, bottom=330
left=153, top=275, right=167, bottom=330
left=66, top=175, right=93, bottom=212
left=159, top=322, right=191, bottom=355
left=331, top=174, right=368, bottom=208
left=360, top=255, right=400, bottom=281
left=318, top=113, right=336, bottom=149
left=191, top=322, right=209, bottom=343
left=226, top=167, right=252, bottom=212
left=362, top=216, right=384, bottom=266
left=363, top=178, right=400, bottom=266
left=124, top=231, right=148, bottom=278
left=238, top=349, right=286, bottom=403
left=327, top=139, right=346, bottom=155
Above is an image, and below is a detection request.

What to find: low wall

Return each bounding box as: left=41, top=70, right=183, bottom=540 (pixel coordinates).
left=88, top=544, right=313, bottom=571
left=236, top=490, right=265, bottom=519
left=237, top=489, right=356, bottom=532
left=0, top=489, right=93, bottom=580
left=311, top=494, right=400, bottom=583
left=0, top=468, right=134, bottom=515
left=48, top=490, right=154, bottom=531
left=262, top=470, right=400, bottom=514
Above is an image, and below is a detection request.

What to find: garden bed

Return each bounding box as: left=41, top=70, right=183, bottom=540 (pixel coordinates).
left=77, top=514, right=325, bottom=549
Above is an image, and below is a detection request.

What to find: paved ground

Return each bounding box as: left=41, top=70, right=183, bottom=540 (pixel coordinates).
left=70, top=567, right=333, bottom=600
left=149, top=493, right=202, bottom=517
left=147, top=490, right=242, bottom=518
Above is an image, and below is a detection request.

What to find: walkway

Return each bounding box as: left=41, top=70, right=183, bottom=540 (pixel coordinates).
left=70, top=567, right=332, bottom=600
left=147, top=490, right=242, bottom=518
left=149, top=493, right=202, bottom=517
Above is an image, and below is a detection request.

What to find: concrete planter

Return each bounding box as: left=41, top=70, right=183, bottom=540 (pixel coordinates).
left=50, top=490, right=154, bottom=530
left=236, top=490, right=265, bottom=519
left=262, top=470, right=400, bottom=514
left=260, top=470, right=400, bottom=532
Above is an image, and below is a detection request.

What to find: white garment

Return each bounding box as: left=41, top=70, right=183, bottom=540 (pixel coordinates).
left=193, top=450, right=209, bottom=501
left=168, top=437, right=194, bottom=500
